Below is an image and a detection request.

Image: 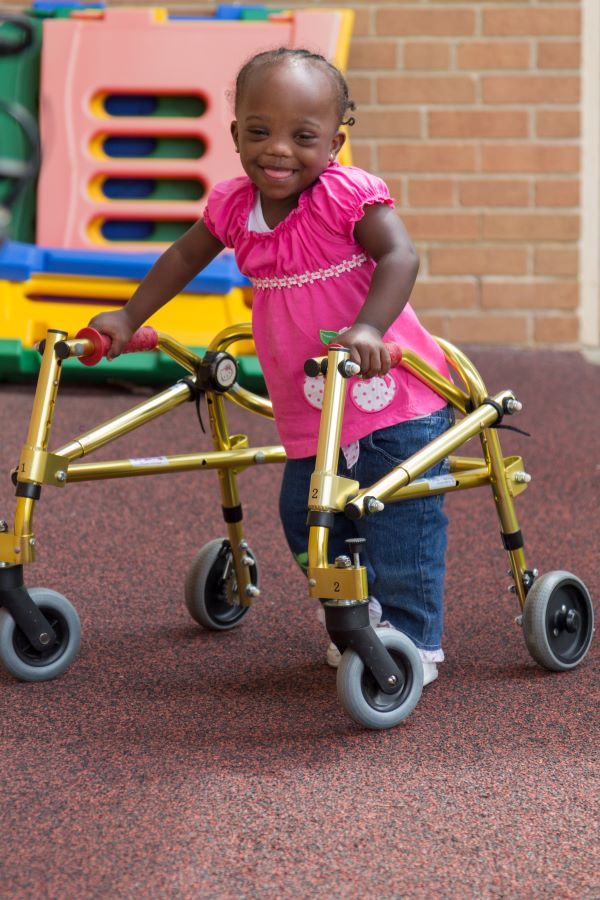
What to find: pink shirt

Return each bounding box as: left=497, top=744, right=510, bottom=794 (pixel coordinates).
left=204, top=163, right=449, bottom=459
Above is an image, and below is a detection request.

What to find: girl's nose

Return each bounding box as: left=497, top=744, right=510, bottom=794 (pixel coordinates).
left=264, top=134, right=293, bottom=158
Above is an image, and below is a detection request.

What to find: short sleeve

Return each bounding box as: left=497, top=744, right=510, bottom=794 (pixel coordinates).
left=203, top=177, right=253, bottom=249
left=312, top=164, right=395, bottom=240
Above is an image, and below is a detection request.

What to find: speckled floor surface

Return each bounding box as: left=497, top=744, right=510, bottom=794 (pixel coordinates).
left=0, top=348, right=598, bottom=899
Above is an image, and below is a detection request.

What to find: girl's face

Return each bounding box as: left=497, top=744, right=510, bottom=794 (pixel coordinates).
left=231, top=60, right=346, bottom=208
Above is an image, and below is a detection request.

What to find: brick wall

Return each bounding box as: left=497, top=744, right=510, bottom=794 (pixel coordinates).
left=13, top=0, right=588, bottom=348
left=344, top=1, right=583, bottom=348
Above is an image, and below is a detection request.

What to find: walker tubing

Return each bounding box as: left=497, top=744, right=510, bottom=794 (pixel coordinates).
left=75, top=326, right=159, bottom=366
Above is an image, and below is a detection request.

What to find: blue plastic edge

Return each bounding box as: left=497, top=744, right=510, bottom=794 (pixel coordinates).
left=0, top=241, right=251, bottom=293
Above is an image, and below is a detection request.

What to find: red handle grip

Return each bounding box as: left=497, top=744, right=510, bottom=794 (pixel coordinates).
left=304, top=342, right=403, bottom=378
left=385, top=342, right=402, bottom=367
left=75, top=326, right=159, bottom=366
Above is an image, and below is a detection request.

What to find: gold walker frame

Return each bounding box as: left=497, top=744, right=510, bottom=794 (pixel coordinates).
left=0, top=324, right=593, bottom=730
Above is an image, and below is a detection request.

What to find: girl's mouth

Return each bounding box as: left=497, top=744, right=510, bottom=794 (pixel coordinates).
left=262, top=167, right=296, bottom=181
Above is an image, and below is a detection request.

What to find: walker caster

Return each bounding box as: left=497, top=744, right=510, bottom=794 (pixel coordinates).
left=336, top=629, right=423, bottom=729
left=0, top=587, right=81, bottom=681
left=522, top=571, right=594, bottom=671
left=184, top=538, right=258, bottom=631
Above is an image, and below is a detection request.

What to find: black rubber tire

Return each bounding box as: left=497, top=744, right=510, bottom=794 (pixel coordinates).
left=336, top=628, right=423, bottom=729
left=522, top=570, right=594, bottom=671
left=184, top=538, right=258, bottom=631
left=0, top=587, right=81, bottom=682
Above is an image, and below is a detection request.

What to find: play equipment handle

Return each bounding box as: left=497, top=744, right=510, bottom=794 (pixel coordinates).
left=304, top=342, right=403, bottom=377
left=75, top=326, right=159, bottom=366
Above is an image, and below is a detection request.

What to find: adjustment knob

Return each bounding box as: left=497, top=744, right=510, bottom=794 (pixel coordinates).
left=345, top=537, right=366, bottom=567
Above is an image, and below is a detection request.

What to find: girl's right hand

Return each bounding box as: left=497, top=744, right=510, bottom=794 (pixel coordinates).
left=87, top=309, right=138, bottom=360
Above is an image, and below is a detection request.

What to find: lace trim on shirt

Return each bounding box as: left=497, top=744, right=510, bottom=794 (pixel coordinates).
left=250, top=252, right=368, bottom=291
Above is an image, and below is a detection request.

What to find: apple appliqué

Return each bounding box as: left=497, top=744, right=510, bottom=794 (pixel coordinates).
left=350, top=373, right=397, bottom=412
left=303, top=372, right=398, bottom=412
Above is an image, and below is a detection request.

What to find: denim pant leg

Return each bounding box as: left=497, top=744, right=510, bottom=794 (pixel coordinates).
left=351, top=408, right=453, bottom=651
left=278, top=406, right=453, bottom=651
left=279, top=455, right=370, bottom=578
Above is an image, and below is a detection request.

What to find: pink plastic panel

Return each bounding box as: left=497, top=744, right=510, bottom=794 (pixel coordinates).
left=36, top=8, right=344, bottom=250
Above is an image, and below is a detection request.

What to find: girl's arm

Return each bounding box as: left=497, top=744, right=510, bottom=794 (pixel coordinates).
left=332, top=203, right=419, bottom=378
left=88, top=220, right=225, bottom=358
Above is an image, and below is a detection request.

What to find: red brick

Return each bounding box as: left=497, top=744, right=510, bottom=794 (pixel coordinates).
left=482, top=144, right=579, bottom=174
left=457, top=41, right=531, bottom=70
left=537, top=41, right=581, bottom=69
left=447, top=314, right=529, bottom=345
left=483, top=213, right=579, bottom=241
left=346, top=76, right=372, bottom=105
left=385, top=177, right=405, bottom=205
left=534, top=247, right=579, bottom=276
left=378, top=76, right=475, bottom=104
left=379, top=143, right=477, bottom=173
left=377, top=8, right=475, bottom=37
left=349, top=142, right=374, bottom=171
left=402, top=213, right=480, bottom=241
left=352, top=110, right=421, bottom=139
left=408, top=178, right=455, bottom=207
left=459, top=180, right=530, bottom=207
left=429, top=110, right=529, bottom=139
left=349, top=40, right=397, bottom=70
left=418, top=314, right=448, bottom=338
left=535, top=179, right=580, bottom=207
left=350, top=7, right=371, bottom=38
left=411, top=280, right=478, bottom=310
left=429, top=247, right=528, bottom=276
left=536, top=110, right=580, bottom=138
left=534, top=314, right=579, bottom=343
left=483, top=8, right=580, bottom=37
left=481, top=281, right=578, bottom=309
left=482, top=75, right=579, bottom=104
left=404, top=42, right=450, bottom=70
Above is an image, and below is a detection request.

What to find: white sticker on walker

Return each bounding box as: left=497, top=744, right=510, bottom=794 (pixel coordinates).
left=129, top=456, right=170, bottom=466
left=413, top=474, right=457, bottom=490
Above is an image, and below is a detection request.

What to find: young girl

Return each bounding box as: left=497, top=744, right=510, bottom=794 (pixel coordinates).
left=88, top=48, right=453, bottom=685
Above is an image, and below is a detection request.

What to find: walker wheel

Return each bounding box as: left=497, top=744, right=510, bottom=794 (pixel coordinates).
left=184, top=538, right=258, bottom=631
left=336, top=629, right=423, bottom=729
left=522, top=571, right=594, bottom=671
left=0, top=587, right=81, bottom=682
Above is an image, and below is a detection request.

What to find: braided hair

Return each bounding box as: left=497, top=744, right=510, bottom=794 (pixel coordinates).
left=234, top=48, right=356, bottom=127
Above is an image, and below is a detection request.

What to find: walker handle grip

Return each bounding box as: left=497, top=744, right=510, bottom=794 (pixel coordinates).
left=75, top=326, right=159, bottom=366
left=304, top=342, right=402, bottom=377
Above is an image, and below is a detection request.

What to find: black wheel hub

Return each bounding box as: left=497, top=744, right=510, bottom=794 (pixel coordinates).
left=13, top=606, right=68, bottom=667
left=205, top=543, right=255, bottom=626
left=361, top=648, right=413, bottom=712
left=546, top=585, right=592, bottom=664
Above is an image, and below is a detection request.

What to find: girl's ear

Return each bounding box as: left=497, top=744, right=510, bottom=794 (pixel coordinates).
left=329, top=130, right=346, bottom=160
left=230, top=120, right=240, bottom=153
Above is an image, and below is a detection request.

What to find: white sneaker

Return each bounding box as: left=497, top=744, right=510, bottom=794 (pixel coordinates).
left=326, top=626, right=440, bottom=686
left=422, top=661, right=439, bottom=686
left=326, top=642, right=343, bottom=667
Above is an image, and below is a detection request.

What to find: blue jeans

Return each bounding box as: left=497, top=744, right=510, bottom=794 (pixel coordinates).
left=278, top=407, right=453, bottom=651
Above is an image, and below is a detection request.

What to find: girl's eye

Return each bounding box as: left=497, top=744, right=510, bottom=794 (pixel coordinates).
left=247, top=129, right=267, bottom=138
left=296, top=133, right=317, bottom=143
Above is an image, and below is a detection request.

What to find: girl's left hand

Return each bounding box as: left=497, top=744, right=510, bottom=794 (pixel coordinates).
left=329, top=323, right=391, bottom=379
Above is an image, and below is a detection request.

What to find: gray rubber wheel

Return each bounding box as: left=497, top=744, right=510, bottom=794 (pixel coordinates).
left=0, top=587, right=81, bottom=682
left=337, top=629, right=424, bottom=729
left=522, top=571, right=594, bottom=671
left=184, top=538, right=257, bottom=631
